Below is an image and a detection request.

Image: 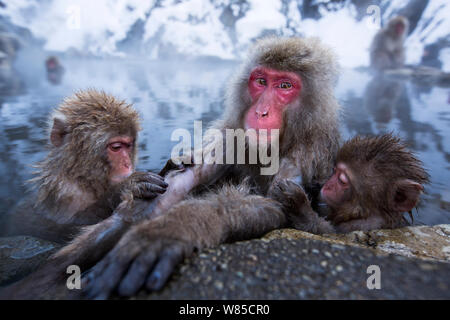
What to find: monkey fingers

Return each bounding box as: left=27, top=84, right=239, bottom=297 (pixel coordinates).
left=270, top=180, right=308, bottom=210
left=117, top=248, right=158, bottom=296
left=83, top=229, right=147, bottom=299
left=116, top=240, right=185, bottom=296
left=145, top=243, right=185, bottom=292
left=158, top=159, right=187, bottom=177
left=84, top=222, right=190, bottom=299
left=135, top=182, right=167, bottom=199
left=131, top=171, right=168, bottom=186
left=122, top=172, right=168, bottom=200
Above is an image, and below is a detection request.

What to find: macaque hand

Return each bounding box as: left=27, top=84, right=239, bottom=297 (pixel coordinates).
left=83, top=220, right=193, bottom=299
left=270, top=179, right=308, bottom=210
left=158, top=154, right=194, bottom=177
left=269, top=179, right=316, bottom=226
left=120, top=171, right=168, bottom=201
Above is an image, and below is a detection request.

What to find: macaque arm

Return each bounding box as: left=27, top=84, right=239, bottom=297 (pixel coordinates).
left=70, top=171, right=169, bottom=225
left=334, top=215, right=387, bottom=233
left=147, top=161, right=230, bottom=219
left=83, top=184, right=286, bottom=299
left=269, top=180, right=336, bottom=234
left=0, top=199, right=157, bottom=299
left=2, top=202, right=85, bottom=244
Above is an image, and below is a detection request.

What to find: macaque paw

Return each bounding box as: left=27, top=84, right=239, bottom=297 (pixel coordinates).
left=83, top=221, right=192, bottom=299
left=121, top=171, right=168, bottom=201
left=158, top=157, right=193, bottom=177
left=270, top=179, right=309, bottom=210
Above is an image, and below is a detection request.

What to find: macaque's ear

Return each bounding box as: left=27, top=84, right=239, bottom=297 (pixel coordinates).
left=392, top=179, right=424, bottom=213
left=50, top=118, right=68, bottom=147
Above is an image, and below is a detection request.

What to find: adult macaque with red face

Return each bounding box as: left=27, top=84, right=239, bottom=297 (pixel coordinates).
left=1, top=37, right=341, bottom=299
left=245, top=67, right=302, bottom=137
left=272, top=134, right=429, bottom=234
left=1, top=90, right=168, bottom=244
left=370, top=16, right=409, bottom=71
left=45, top=56, right=65, bottom=85
left=75, top=37, right=341, bottom=299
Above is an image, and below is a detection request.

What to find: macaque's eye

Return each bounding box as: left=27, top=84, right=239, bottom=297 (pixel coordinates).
left=279, top=82, right=292, bottom=89
left=108, top=142, right=132, bottom=152
left=338, top=172, right=349, bottom=185
left=255, top=78, right=267, bottom=86
left=109, top=143, right=122, bottom=152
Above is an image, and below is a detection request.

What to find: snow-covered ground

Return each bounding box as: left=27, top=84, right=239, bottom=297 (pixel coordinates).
left=1, top=0, right=450, bottom=68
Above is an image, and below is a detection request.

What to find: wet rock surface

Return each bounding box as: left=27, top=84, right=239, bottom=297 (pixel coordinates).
left=1, top=226, right=449, bottom=299
left=0, top=236, right=60, bottom=286
left=137, top=237, right=450, bottom=300
left=264, top=225, right=450, bottom=262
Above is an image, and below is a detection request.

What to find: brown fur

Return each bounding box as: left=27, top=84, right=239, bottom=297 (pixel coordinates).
left=35, top=89, right=140, bottom=206
left=1, top=89, right=166, bottom=243
left=1, top=37, right=341, bottom=299
left=77, top=36, right=341, bottom=299
left=220, top=36, right=340, bottom=185
left=332, top=134, right=429, bottom=227
left=370, top=16, right=409, bottom=71
left=273, top=134, right=429, bottom=234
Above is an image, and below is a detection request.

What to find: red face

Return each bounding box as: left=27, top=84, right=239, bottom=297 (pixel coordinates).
left=107, top=135, right=134, bottom=184
left=46, top=59, right=57, bottom=69
left=320, top=163, right=352, bottom=209
left=395, top=23, right=405, bottom=37
left=244, top=67, right=302, bottom=138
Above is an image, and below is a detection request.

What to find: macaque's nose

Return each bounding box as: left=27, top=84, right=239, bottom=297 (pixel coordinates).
left=256, top=105, right=270, bottom=118
left=256, top=110, right=268, bottom=118
left=121, top=152, right=132, bottom=169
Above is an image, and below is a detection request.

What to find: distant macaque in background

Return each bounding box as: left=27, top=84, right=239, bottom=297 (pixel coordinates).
left=370, top=16, right=409, bottom=71
left=422, top=37, right=450, bottom=70
left=45, top=56, right=65, bottom=85
left=1, top=89, right=167, bottom=243
left=0, top=32, right=20, bottom=69
left=272, top=134, right=429, bottom=234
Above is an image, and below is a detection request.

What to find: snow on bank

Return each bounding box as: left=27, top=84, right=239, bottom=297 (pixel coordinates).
left=1, top=0, right=449, bottom=68
left=2, top=0, right=156, bottom=56
left=406, top=0, right=450, bottom=70
left=143, top=0, right=235, bottom=59
left=299, top=8, right=378, bottom=68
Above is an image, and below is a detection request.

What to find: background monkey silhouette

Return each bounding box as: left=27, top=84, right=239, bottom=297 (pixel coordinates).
left=370, top=16, right=409, bottom=71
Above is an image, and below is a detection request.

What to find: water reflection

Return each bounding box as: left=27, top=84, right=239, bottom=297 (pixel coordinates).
left=0, top=60, right=448, bottom=225
left=340, top=70, right=450, bottom=225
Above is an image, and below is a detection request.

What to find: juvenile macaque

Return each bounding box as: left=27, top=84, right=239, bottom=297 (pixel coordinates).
left=2, top=37, right=342, bottom=299
left=271, top=134, right=429, bottom=234
left=370, top=16, right=409, bottom=71
left=1, top=89, right=167, bottom=243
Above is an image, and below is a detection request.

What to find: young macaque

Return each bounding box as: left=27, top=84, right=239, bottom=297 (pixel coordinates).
left=370, top=16, right=409, bottom=71
left=271, top=134, right=429, bottom=234
left=1, top=89, right=167, bottom=243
